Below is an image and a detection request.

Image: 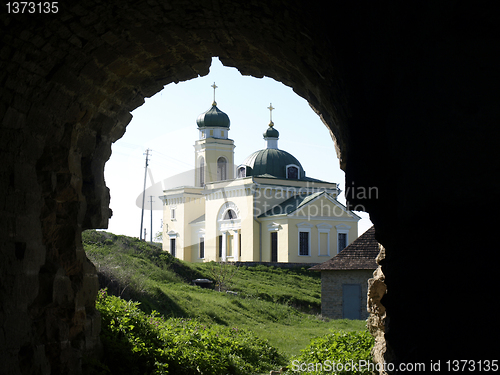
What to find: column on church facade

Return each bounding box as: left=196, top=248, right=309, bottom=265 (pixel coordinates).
left=233, top=229, right=239, bottom=261
left=221, top=231, right=227, bottom=261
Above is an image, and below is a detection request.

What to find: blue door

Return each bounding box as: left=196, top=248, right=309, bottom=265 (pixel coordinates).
left=343, top=284, right=361, bottom=319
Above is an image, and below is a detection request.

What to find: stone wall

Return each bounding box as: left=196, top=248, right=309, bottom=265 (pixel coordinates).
left=367, top=245, right=389, bottom=373
left=320, top=270, right=373, bottom=320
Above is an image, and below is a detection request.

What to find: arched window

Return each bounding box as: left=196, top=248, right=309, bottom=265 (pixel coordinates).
left=237, top=166, right=246, bottom=178
left=217, top=157, right=227, bottom=181
left=286, top=165, right=299, bottom=179
left=199, top=157, right=205, bottom=187
left=223, top=209, right=237, bottom=220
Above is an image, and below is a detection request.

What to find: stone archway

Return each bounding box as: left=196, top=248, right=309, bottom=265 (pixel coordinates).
left=1, top=1, right=499, bottom=374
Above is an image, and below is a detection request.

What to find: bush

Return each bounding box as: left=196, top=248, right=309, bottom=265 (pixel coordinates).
left=95, top=289, right=285, bottom=375
left=288, top=330, right=375, bottom=374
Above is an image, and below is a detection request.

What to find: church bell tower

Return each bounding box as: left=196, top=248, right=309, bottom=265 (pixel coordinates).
left=194, top=83, right=235, bottom=186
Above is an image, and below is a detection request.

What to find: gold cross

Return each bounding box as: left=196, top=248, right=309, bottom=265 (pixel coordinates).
left=267, top=103, right=275, bottom=125
left=211, top=82, right=218, bottom=105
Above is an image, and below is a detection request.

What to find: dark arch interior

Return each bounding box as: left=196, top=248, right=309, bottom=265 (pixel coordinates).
left=1, top=1, right=499, bottom=373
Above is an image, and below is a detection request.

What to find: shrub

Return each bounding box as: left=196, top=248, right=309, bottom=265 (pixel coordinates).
left=95, top=289, right=285, bottom=375
left=288, top=330, right=375, bottom=374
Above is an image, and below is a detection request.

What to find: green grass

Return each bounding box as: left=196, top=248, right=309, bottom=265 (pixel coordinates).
left=92, top=290, right=285, bottom=375
left=83, top=230, right=367, bottom=360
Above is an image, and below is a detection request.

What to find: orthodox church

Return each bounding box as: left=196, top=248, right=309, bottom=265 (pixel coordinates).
left=161, top=84, right=360, bottom=263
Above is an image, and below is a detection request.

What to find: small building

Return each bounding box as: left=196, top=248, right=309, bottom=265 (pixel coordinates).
left=309, top=226, right=378, bottom=320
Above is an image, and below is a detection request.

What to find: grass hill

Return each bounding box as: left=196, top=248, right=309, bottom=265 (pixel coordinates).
left=83, top=230, right=367, bottom=364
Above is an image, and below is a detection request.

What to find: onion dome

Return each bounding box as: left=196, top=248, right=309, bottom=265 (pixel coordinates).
left=241, top=148, right=304, bottom=179
left=263, top=122, right=279, bottom=139
left=196, top=103, right=230, bottom=128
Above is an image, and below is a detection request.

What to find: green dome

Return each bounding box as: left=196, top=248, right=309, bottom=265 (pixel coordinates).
left=242, top=148, right=304, bottom=179
left=263, top=123, right=279, bottom=138
left=196, top=104, right=230, bottom=128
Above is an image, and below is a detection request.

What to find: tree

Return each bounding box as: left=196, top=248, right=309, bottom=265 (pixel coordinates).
left=154, top=230, right=163, bottom=242
left=206, top=261, right=239, bottom=292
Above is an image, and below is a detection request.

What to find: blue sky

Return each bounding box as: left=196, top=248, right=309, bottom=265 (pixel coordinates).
left=104, top=57, right=373, bottom=240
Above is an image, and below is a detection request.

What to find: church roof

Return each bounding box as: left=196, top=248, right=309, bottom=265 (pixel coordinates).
left=309, top=226, right=379, bottom=271
left=196, top=104, right=230, bottom=128
left=189, top=214, right=205, bottom=224
left=258, top=191, right=325, bottom=217
left=242, top=148, right=304, bottom=179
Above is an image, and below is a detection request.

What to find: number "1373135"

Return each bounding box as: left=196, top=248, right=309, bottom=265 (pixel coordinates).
left=6, top=2, right=59, bottom=13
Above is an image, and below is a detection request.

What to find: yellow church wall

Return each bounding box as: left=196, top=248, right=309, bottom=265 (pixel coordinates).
left=285, top=217, right=358, bottom=262
left=256, top=193, right=359, bottom=264
left=162, top=200, right=187, bottom=260
left=195, top=138, right=235, bottom=185
left=250, top=219, right=261, bottom=261
left=260, top=219, right=289, bottom=262
left=162, top=170, right=359, bottom=264
left=202, top=202, right=219, bottom=262
left=278, top=223, right=290, bottom=262
left=162, top=208, right=172, bottom=252
left=201, top=195, right=244, bottom=261
left=161, top=189, right=205, bottom=262
left=188, top=227, right=205, bottom=263
left=286, top=218, right=308, bottom=263
left=202, top=178, right=256, bottom=262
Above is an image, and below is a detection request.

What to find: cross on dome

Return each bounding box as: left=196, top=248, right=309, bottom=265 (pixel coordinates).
left=211, top=82, right=218, bottom=106
left=267, top=103, right=275, bottom=126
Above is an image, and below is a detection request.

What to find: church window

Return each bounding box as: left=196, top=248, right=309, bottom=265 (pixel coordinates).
left=210, top=130, right=214, bottom=136
left=223, top=209, right=236, bottom=220
left=299, top=231, right=310, bottom=256
left=237, top=166, right=246, bottom=178
left=286, top=165, right=299, bottom=179
left=221, top=130, right=224, bottom=137
left=338, top=232, right=347, bottom=253
left=199, top=237, right=205, bottom=259
left=199, top=157, right=205, bottom=187
left=170, top=208, right=176, bottom=220
left=217, top=157, right=227, bottom=181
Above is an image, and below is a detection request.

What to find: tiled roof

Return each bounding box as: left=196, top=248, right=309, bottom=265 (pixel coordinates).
left=309, top=226, right=378, bottom=271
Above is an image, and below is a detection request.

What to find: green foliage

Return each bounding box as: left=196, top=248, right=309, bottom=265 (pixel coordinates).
left=96, top=289, right=285, bottom=375
left=83, top=230, right=371, bottom=361
left=289, top=330, right=375, bottom=374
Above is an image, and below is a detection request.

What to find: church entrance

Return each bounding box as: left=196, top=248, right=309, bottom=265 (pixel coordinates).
left=170, top=238, right=176, bottom=257
left=271, top=232, right=278, bottom=262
